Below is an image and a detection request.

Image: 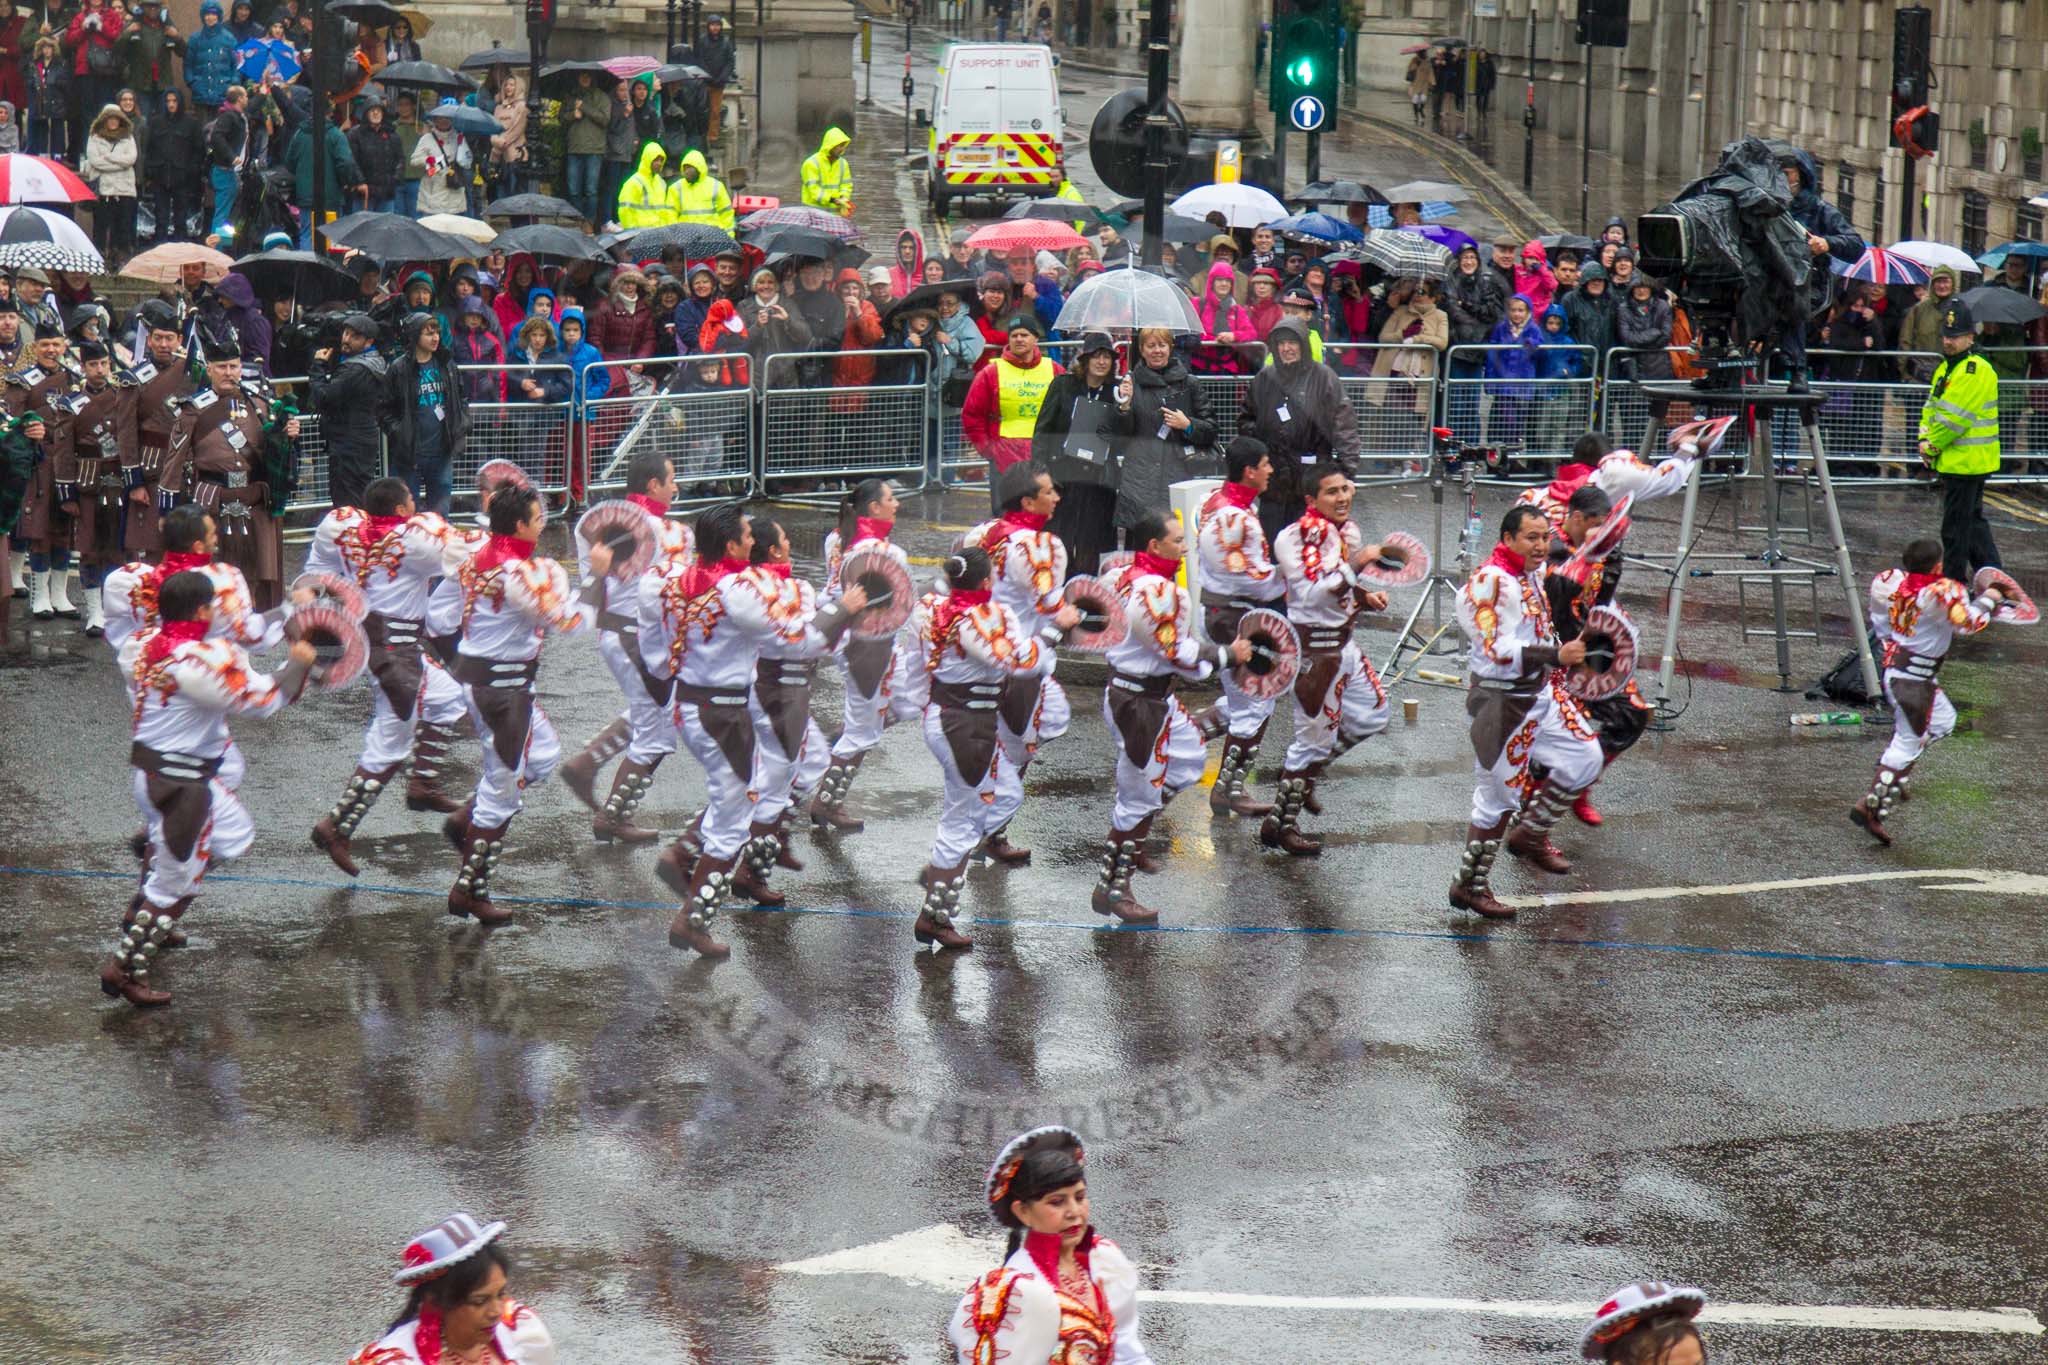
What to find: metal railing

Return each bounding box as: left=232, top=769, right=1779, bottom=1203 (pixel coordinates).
left=1324, top=342, right=1447, bottom=471
left=758, top=348, right=931, bottom=490
left=272, top=376, right=330, bottom=514
left=1437, top=343, right=1599, bottom=469
left=585, top=353, right=756, bottom=504
left=452, top=363, right=578, bottom=501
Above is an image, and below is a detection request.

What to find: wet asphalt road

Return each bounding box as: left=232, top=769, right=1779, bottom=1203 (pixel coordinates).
left=4, top=471, right=2048, bottom=1362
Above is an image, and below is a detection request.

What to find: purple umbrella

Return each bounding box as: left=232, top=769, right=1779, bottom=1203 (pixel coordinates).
left=1399, top=223, right=1478, bottom=257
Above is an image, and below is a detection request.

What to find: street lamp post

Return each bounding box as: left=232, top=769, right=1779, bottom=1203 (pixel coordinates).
left=526, top=0, right=553, bottom=196
left=1140, top=0, right=1169, bottom=267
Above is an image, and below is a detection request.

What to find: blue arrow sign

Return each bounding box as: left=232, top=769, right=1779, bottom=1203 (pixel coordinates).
left=1289, top=94, right=1327, bottom=133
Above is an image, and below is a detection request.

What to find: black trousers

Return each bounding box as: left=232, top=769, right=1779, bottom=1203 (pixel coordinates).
left=1046, top=480, right=1119, bottom=575
left=1938, top=470, right=2001, bottom=581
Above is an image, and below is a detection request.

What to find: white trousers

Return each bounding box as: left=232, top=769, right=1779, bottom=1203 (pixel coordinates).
left=1470, top=683, right=1603, bottom=824
left=753, top=710, right=831, bottom=823
left=1218, top=665, right=1278, bottom=739
left=924, top=705, right=1023, bottom=867
left=831, top=655, right=896, bottom=760
left=465, top=691, right=561, bottom=827
left=679, top=700, right=757, bottom=859
left=598, top=630, right=679, bottom=764
left=997, top=674, right=1071, bottom=769
left=1104, top=691, right=1210, bottom=832
left=134, top=772, right=254, bottom=909
left=1282, top=643, right=1391, bottom=773
left=361, top=657, right=467, bottom=771
left=1880, top=671, right=1956, bottom=770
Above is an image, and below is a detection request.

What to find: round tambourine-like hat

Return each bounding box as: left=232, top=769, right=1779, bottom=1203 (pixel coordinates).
left=474, top=459, right=531, bottom=500
left=574, top=499, right=660, bottom=582
left=290, top=571, right=368, bottom=623
left=1062, top=575, right=1128, bottom=652
left=1579, top=1280, right=1706, bottom=1359
left=983, top=1125, right=1086, bottom=1228
left=393, top=1212, right=509, bottom=1286
left=1355, top=529, right=1431, bottom=587
left=1231, top=607, right=1300, bottom=700
left=841, top=549, right=915, bottom=637
left=1558, top=491, right=1634, bottom=587
left=286, top=604, right=369, bottom=691
left=1562, top=604, right=1639, bottom=701
left=1974, top=566, right=2039, bottom=625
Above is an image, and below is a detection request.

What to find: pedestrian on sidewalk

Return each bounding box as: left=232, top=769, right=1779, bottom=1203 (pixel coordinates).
left=1405, top=51, right=1432, bottom=127
left=1474, top=47, right=1495, bottom=122
left=1429, top=50, right=1450, bottom=130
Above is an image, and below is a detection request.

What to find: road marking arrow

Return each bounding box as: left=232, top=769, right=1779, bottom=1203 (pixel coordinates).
left=777, top=1225, right=2044, bottom=1336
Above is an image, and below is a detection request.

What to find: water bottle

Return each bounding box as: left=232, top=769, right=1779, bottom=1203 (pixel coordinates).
left=1788, top=711, right=1863, bottom=727
left=1459, top=503, right=1484, bottom=567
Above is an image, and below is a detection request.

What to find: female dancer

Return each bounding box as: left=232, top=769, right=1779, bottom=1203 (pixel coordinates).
left=347, top=1212, right=554, bottom=1364
left=947, top=1125, right=1154, bottom=1364
left=913, top=548, right=1075, bottom=950
left=809, top=478, right=911, bottom=833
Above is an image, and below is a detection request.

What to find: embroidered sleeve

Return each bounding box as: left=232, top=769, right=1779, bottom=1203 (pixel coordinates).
left=1200, top=505, right=1276, bottom=584
left=170, top=639, right=285, bottom=716
left=949, top=1268, right=1059, bottom=1365
left=344, top=1345, right=410, bottom=1365
left=1131, top=578, right=1204, bottom=673
left=1596, top=448, right=1693, bottom=503
left=505, top=558, right=587, bottom=634
left=1008, top=530, right=1068, bottom=613
left=1458, top=568, right=1520, bottom=669
left=498, top=1302, right=554, bottom=1365
left=960, top=605, right=1045, bottom=675
left=1869, top=571, right=1900, bottom=643
left=401, top=513, right=466, bottom=577
left=1939, top=581, right=1992, bottom=635
left=304, top=509, right=352, bottom=579
left=212, top=566, right=278, bottom=650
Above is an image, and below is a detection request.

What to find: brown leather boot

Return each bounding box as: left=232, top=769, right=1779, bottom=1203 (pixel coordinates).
left=1210, top=731, right=1275, bottom=817
left=1447, top=818, right=1515, bottom=918
left=730, top=820, right=786, bottom=906
left=1850, top=764, right=1904, bottom=846
left=559, top=717, right=630, bottom=812
left=1259, top=771, right=1322, bottom=856
left=654, top=811, right=706, bottom=896
left=404, top=722, right=464, bottom=813
left=441, top=800, right=473, bottom=851
left=310, top=765, right=395, bottom=877
left=591, top=756, right=663, bottom=845
left=912, top=861, right=974, bottom=950
left=1506, top=780, right=1575, bottom=874
left=668, top=854, right=734, bottom=958
left=447, top=818, right=516, bottom=925
left=98, top=895, right=189, bottom=1007
left=773, top=809, right=805, bottom=870
left=1090, top=819, right=1160, bottom=924
left=808, top=753, right=867, bottom=832
left=120, top=891, right=186, bottom=949
left=976, top=823, right=1032, bottom=865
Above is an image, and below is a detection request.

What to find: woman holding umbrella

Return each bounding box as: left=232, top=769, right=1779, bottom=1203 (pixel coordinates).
left=1120, top=325, right=1216, bottom=529
left=385, top=12, right=421, bottom=63
left=411, top=101, right=472, bottom=217
left=1030, top=329, right=1132, bottom=573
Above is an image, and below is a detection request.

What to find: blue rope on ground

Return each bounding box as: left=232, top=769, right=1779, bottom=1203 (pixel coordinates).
left=8, top=863, right=2046, bottom=976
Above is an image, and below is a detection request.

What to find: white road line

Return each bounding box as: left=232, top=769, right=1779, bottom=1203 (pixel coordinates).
left=774, top=1225, right=2044, bottom=1336
left=1496, top=867, right=2048, bottom=910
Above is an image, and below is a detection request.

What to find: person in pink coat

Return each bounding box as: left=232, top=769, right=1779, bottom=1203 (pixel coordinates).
left=1514, top=240, right=1558, bottom=316
left=1194, top=260, right=1254, bottom=374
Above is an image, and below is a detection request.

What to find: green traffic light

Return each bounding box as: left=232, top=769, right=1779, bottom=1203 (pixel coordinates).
left=1290, top=58, right=1315, bottom=84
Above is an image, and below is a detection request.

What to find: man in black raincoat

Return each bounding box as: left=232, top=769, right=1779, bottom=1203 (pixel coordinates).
left=1237, top=318, right=1359, bottom=544
left=1780, top=146, right=1863, bottom=389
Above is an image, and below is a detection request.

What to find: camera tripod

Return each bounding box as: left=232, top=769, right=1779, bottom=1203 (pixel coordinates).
left=1633, top=381, right=1882, bottom=706
left=1380, top=437, right=1501, bottom=689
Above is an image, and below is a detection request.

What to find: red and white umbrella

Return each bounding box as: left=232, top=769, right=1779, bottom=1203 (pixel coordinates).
left=601, top=54, right=662, bottom=79
left=966, top=219, right=1088, bottom=253
left=1840, top=245, right=1930, bottom=286
left=0, top=154, right=94, bottom=204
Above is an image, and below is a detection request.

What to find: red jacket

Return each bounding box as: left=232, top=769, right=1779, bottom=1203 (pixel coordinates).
left=66, top=5, right=123, bottom=76
left=586, top=294, right=656, bottom=362
left=972, top=313, right=1009, bottom=371
left=960, top=352, right=1062, bottom=473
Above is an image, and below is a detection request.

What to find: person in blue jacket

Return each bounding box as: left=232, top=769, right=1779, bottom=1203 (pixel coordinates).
left=1482, top=294, right=1544, bottom=450
left=183, top=0, right=237, bottom=115
left=1530, top=302, right=1586, bottom=458
left=554, top=305, right=611, bottom=409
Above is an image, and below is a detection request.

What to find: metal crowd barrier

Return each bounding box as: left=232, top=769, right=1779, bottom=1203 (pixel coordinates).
left=1324, top=342, right=1447, bottom=472
left=1188, top=339, right=1266, bottom=438
left=1438, top=343, right=1598, bottom=470
left=585, top=354, right=756, bottom=505
left=271, top=376, right=331, bottom=514
left=452, top=363, right=578, bottom=504
left=757, top=348, right=931, bottom=491
left=1597, top=348, right=1753, bottom=466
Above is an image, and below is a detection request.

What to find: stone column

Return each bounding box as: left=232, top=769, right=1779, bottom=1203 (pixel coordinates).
left=1176, top=0, right=1261, bottom=141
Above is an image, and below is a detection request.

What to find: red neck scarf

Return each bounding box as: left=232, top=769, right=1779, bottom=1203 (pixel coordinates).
left=1487, top=542, right=1528, bottom=576
left=472, top=534, right=536, bottom=573
left=685, top=555, right=750, bottom=599
left=1217, top=480, right=1259, bottom=510
left=854, top=515, right=894, bottom=545
left=361, top=514, right=408, bottom=543
left=413, top=1302, right=446, bottom=1365
left=1022, top=1226, right=1100, bottom=1301
left=994, top=508, right=1048, bottom=542
left=928, top=586, right=991, bottom=648
left=1544, top=462, right=1596, bottom=507
left=142, top=617, right=208, bottom=668
left=1899, top=571, right=1942, bottom=598
left=1132, top=549, right=1180, bottom=581
left=759, top=560, right=792, bottom=579
left=1298, top=504, right=1335, bottom=535
left=626, top=492, right=668, bottom=518
left=155, top=549, right=211, bottom=583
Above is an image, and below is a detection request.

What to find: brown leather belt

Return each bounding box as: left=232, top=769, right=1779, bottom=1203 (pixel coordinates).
left=130, top=742, right=224, bottom=783
left=931, top=679, right=1002, bottom=710
left=450, top=654, right=539, bottom=689
left=673, top=681, right=751, bottom=708
left=1107, top=670, right=1173, bottom=697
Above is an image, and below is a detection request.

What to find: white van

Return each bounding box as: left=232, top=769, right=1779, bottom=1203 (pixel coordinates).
left=927, top=43, right=1065, bottom=214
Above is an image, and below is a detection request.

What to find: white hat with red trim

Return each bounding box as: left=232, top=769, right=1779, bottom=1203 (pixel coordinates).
left=393, top=1212, right=508, bottom=1286
left=1579, top=1281, right=1706, bottom=1359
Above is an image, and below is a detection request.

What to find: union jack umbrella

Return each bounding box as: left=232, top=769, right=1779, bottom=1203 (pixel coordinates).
left=0, top=154, right=94, bottom=204
left=741, top=205, right=863, bottom=241
left=1841, top=246, right=1930, bottom=286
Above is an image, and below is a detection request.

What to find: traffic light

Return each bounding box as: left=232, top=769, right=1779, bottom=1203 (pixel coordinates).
left=525, top=0, right=555, bottom=34
left=1889, top=5, right=1934, bottom=158
left=1574, top=0, right=1629, bottom=48
left=1270, top=0, right=1338, bottom=128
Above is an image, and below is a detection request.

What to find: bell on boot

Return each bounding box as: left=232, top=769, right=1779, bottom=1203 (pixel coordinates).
left=1849, top=799, right=1893, bottom=846
left=913, top=864, right=973, bottom=950
left=99, top=954, right=173, bottom=1007
left=976, top=826, right=1031, bottom=865
left=1506, top=826, right=1571, bottom=874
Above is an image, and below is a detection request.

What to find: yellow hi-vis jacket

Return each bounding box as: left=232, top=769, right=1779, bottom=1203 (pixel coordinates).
left=616, top=142, right=675, bottom=229
left=995, top=354, right=1057, bottom=436
left=669, top=150, right=735, bottom=232
left=801, top=126, right=853, bottom=217
left=1920, top=347, right=2001, bottom=476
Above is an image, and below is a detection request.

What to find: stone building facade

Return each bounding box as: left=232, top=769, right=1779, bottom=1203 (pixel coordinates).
left=1357, top=0, right=2047, bottom=254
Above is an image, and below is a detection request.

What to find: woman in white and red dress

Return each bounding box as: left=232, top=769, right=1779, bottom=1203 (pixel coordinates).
left=808, top=478, right=911, bottom=833
left=348, top=1213, right=554, bottom=1365
left=947, top=1125, right=1154, bottom=1365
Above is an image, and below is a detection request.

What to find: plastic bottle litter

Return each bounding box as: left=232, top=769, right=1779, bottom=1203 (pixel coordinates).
left=1788, top=711, right=1863, bottom=727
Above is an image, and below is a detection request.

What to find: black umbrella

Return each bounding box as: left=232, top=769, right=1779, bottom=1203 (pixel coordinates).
left=1292, top=179, right=1390, bottom=208
left=330, top=0, right=402, bottom=24
left=491, top=223, right=610, bottom=263
left=537, top=58, right=613, bottom=94
left=485, top=193, right=582, bottom=220
left=375, top=60, right=477, bottom=95
left=742, top=224, right=847, bottom=260
left=882, top=278, right=983, bottom=329
left=610, top=222, right=742, bottom=260
left=652, top=62, right=710, bottom=84
left=761, top=245, right=870, bottom=272
left=1958, top=284, right=2047, bottom=327
left=460, top=45, right=530, bottom=72
left=1136, top=213, right=1215, bottom=245
left=324, top=211, right=478, bottom=263
left=231, top=246, right=358, bottom=306
left=1538, top=232, right=1598, bottom=256
left=1003, top=198, right=1105, bottom=230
